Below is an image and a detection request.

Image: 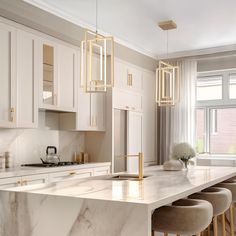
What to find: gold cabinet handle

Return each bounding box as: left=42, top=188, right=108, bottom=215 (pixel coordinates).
left=16, top=180, right=21, bottom=186
left=69, top=172, right=76, bottom=176
left=10, top=107, right=15, bottom=122
left=22, top=180, right=28, bottom=185
left=125, top=106, right=129, bottom=109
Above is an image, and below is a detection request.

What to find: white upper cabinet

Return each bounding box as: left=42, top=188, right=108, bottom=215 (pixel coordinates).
left=113, top=88, right=143, bottom=112
left=114, top=59, right=143, bottom=92
left=77, top=86, right=105, bottom=131
left=16, top=29, right=38, bottom=128
left=39, top=39, right=77, bottom=112
left=0, top=23, right=16, bottom=128
left=58, top=44, right=77, bottom=112
left=127, top=66, right=143, bottom=91
left=76, top=53, right=105, bottom=131
left=90, top=93, right=105, bottom=130
left=39, top=39, right=58, bottom=110
left=0, top=23, right=39, bottom=128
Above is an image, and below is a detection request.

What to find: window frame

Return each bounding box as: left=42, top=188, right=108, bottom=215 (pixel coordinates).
left=196, top=69, right=236, bottom=158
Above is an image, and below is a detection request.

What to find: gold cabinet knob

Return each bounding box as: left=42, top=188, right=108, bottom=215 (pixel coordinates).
left=69, top=172, right=76, bottom=176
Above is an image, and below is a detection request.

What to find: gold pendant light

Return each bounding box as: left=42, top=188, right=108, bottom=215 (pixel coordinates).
left=80, top=0, right=114, bottom=93
left=156, top=20, right=179, bottom=106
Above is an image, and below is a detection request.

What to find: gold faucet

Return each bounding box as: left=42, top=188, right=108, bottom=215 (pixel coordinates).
left=116, top=152, right=144, bottom=180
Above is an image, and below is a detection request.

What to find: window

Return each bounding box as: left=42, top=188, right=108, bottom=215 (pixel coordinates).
left=229, top=74, right=236, bottom=99
left=196, top=70, right=236, bottom=157
left=197, top=75, right=222, bottom=101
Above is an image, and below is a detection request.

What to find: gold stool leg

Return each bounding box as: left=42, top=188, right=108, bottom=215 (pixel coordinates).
left=221, top=213, right=226, bottom=236
left=230, top=204, right=234, bottom=236
left=164, top=233, right=168, bottom=236
left=213, top=216, right=218, bottom=236
left=207, top=225, right=211, bottom=236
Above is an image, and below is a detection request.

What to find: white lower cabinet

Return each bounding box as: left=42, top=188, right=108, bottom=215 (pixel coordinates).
left=0, top=174, right=48, bottom=189
left=0, top=164, right=111, bottom=189
left=93, top=166, right=110, bottom=176
left=21, top=174, right=48, bottom=186
left=0, top=177, right=22, bottom=189
left=49, top=168, right=93, bottom=182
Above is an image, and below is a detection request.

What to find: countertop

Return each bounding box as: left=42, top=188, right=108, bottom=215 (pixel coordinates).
left=0, top=162, right=111, bottom=178
left=8, top=165, right=236, bottom=210
left=2, top=165, right=236, bottom=236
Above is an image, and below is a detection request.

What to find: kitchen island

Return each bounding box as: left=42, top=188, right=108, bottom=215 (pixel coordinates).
left=0, top=166, right=236, bottom=236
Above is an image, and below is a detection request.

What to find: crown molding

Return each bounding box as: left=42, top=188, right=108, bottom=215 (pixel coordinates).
left=23, top=0, right=158, bottom=60
left=158, top=44, right=236, bottom=60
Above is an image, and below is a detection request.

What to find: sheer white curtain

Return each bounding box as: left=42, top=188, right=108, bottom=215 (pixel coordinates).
left=157, top=60, right=197, bottom=164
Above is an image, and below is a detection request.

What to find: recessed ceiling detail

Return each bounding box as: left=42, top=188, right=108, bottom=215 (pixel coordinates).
left=24, top=0, right=236, bottom=59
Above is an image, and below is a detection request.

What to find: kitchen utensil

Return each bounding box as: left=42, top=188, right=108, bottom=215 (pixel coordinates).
left=41, top=146, right=60, bottom=164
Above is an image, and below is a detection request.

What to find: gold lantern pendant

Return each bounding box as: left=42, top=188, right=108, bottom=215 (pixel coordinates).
left=81, top=30, right=114, bottom=93
left=80, top=0, right=114, bottom=93
left=156, top=20, right=179, bottom=106
left=156, top=60, right=179, bottom=106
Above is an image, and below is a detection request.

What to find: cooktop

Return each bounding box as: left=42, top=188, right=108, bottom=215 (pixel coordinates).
left=21, top=161, right=81, bottom=168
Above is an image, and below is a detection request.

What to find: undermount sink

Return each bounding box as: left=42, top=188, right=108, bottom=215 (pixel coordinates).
left=109, top=174, right=149, bottom=181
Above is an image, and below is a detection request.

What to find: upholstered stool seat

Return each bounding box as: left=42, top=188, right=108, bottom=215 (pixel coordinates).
left=152, top=198, right=213, bottom=236
left=215, top=181, right=236, bottom=236
left=189, top=187, right=232, bottom=236
left=216, top=180, right=236, bottom=202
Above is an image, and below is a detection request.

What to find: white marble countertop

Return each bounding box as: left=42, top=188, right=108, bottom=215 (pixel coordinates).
left=0, top=162, right=111, bottom=178
left=8, top=165, right=236, bottom=211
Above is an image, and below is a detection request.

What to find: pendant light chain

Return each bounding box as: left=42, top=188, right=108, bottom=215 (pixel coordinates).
left=95, top=0, right=98, bottom=34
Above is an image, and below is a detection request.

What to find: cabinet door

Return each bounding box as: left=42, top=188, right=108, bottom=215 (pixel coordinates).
left=58, top=45, right=77, bottom=112
left=113, top=88, right=142, bottom=112
left=143, top=71, right=156, bottom=164
left=114, top=60, right=128, bottom=89
left=77, top=89, right=91, bottom=130
left=0, top=177, right=21, bottom=190
left=127, top=67, right=143, bottom=92
left=21, top=174, right=48, bottom=186
left=16, top=30, right=38, bottom=128
left=91, top=93, right=106, bottom=131
left=127, top=111, right=142, bottom=173
left=0, top=23, right=16, bottom=127
left=93, top=166, right=110, bottom=176
left=39, top=39, right=58, bottom=109
left=49, top=169, right=93, bottom=182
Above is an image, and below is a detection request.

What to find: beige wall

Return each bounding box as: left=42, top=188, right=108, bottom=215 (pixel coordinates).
left=0, top=0, right=157, bottom=71
left=197, top=55, right=236, bottom=72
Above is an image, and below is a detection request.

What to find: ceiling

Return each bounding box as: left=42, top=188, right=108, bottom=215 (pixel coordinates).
left=24, top=0, right=236, bottom=59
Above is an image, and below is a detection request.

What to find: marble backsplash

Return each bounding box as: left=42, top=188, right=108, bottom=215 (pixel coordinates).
left=0, top=112, right=85, bottom=167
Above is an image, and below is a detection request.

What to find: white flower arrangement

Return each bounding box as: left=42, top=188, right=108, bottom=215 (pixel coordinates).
left=171, top=142, right=196, bottom=167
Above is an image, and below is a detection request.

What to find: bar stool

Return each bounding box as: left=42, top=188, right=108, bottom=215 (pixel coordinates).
left=215, top=180, right=236, bottom=236
left=189, top=187, right=232, bottom=236
left=152, top=198, right=213, bottom=236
